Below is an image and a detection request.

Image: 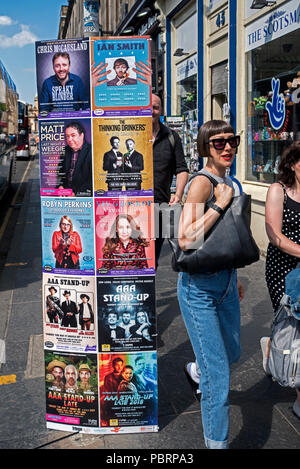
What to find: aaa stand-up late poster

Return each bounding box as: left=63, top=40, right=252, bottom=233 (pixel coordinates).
left=99, top=352, right=158, bottom=428
left=39, top=119, right=92, bottom=197
left=94, top=197, right=155, bottom=276
left=43, top=273, right=97, bottom=353
left=36, top=38, right=91, bottom=119
left=97, top=276, right=156, bottom=352
left=41, top=197, right=95, bottom=276
left=92, top=116, right=153, bottom=197
left=91, top=36, right=152, bottom=117
left=45, top=351, right=99, bottom=429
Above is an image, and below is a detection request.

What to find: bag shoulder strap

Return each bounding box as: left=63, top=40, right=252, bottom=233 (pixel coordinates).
left=188, top=171, right=219, bottom=188
left=184, top=171, right=219, bottom=208
left=278, top=181, right=287, bottom=204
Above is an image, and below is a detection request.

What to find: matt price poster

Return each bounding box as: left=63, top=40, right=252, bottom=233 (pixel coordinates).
left=91, top=36, right=152, bottom=117
left=97, top=276, right=156, bottom=352
left=45, top=351, right=99, bottom=428
left=39, top=118, right=92, bottom=197
left=43, top=273, right=97, bottom=353
left=99, top=352, right=158, bottom=428
left=41, top=197, right=95, bottom=276
left=92, top=116, right=153, bottom=197
left=36, top=38, right=91, bottom=119
left=94, top=196, right=155, bottom=276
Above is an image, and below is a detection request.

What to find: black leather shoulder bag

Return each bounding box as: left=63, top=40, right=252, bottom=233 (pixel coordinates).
left=167, top=173, right=260, bottom=274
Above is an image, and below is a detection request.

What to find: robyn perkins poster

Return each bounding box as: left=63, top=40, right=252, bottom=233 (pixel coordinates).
left=41, top=197, right=95, bottom=276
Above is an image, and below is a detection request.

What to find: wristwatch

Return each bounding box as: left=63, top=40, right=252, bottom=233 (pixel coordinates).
left=210, top=203, right=224, bottom=215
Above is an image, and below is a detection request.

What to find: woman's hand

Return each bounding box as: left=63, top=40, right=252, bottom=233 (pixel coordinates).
left=214, top=184, right=233, bottom=210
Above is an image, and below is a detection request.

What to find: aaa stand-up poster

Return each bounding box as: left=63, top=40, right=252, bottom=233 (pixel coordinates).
left=43, top=273, right=97, bottom=353
left=36, top=38, right=91, bottom=119
left=39, top=118, right=92, bottom=197
left=92, top=116, right=153, bottom=197
left=91, top=36, right=152, bottom=117
left=41, top=197, right=95, bottom=276
left=97, top=276, right=156, bottom=353
left=94, top=197, right=155, bottom=276
left=45, top=351, right=99, bottom=430
left=99, top=352, right=158, bottom=429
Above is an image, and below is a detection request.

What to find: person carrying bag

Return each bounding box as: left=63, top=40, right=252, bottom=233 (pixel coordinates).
left=267, top=264, right=300, bottom=389
left=168, top=170, right=259, bottom=274
left=261, top=141, right=300, bottom=420
left=175, top=120, right=259, bottom=449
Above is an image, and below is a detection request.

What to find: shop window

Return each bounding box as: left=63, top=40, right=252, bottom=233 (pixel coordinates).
left=175, top=53, right=198, bottom=173
left=175, top=73, right=198, bottom=173
left=247, top=30, right=300, bottom=183
left=176, top=74, right=197, bottom=117
left=211, top=61, right=228, bottom=120
left=175, top=13, right=197, bottom=55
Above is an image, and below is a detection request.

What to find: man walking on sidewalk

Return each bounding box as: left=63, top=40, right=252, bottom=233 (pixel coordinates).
left=152, top=94, right=189, bottom=267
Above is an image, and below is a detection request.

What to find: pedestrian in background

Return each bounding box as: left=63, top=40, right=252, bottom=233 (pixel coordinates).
left=151, top=94, right=189, bottom=267
left=261, top=141, right=300, bottom=418
left=177, top=120, right=244, bottom=449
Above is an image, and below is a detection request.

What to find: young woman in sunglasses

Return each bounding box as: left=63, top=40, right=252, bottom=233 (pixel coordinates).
left=177, top=120, right=244, bottom=449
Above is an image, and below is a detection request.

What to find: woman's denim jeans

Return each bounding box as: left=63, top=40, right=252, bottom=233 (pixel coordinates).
left=177, top=269, right=241, bottom=449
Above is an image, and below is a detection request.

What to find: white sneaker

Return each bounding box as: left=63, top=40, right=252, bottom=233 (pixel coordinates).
left=260, top=337, right=271, bottom=376
left=184, top=362, right=201, bottom=402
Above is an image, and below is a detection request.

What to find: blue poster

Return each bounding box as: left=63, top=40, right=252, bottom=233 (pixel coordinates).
left=91, top=36, right=152, bottom=117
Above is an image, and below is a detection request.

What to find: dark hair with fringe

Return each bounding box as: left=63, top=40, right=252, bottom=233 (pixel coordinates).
left=278, top=141, right=300, bottom=187
left=65, top=121, right=85, bottom=136
left=103, top=214, right=149, bottom=256
left=197, top=120, right=235, bottom=158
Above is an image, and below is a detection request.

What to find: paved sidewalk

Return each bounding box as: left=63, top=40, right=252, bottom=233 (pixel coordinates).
left=0, top=155, right=300, bottom=449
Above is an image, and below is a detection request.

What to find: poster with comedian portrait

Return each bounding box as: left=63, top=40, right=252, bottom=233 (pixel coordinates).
left=92, top=116, right=153, bottom=197
left=91, top=36, right=152, bottom=117
left=39, top=118, right=92, bottom=197
left=36, top=38, right=91, bottom=119
left=41, top=197, right=95, bottom=276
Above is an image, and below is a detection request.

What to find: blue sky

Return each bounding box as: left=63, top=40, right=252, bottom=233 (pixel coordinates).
left=0, top=0, right=65, bottom=104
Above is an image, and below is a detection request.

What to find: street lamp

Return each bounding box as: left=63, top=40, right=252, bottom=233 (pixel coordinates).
left=250, top=0, right=277, bottom=8
left=123, top=26, right=135, bottom=34
left=136, top=7, right=151, bottom=18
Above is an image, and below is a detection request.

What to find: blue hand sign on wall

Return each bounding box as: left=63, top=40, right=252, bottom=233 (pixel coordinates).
left=265, top=77, right=286, bottom=130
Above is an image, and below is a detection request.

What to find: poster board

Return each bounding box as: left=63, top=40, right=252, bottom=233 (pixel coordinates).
left=36, top=36, right=158, bottom=434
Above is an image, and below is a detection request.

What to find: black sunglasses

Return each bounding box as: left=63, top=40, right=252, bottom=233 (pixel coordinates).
left=206, top=135, right=240, bottom=150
